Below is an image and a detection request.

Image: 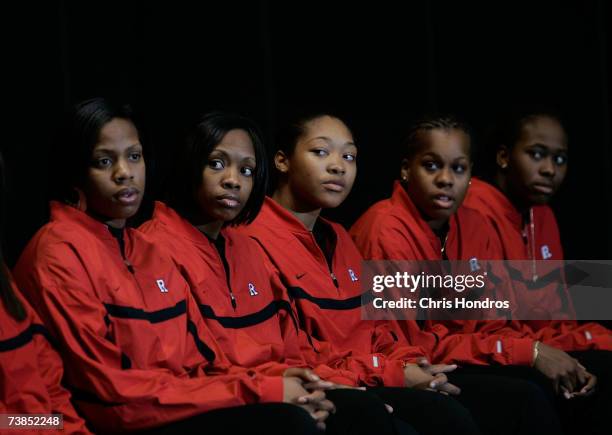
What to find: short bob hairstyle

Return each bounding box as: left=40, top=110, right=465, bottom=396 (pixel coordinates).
left=167, top=111, right=268, bottom=226
left=51, top=98, right=138, bottom=204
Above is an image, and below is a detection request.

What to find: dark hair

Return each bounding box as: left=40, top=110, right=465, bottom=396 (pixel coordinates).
left=51, top=98, right=138, bottom=204
left=275, top=112, right=353, bottom=156
left=0, top=152, right=26, bottom=321
left=477, top=109, right=566, bottom=179
left=494, top=112, right=565, bottom=152
left=402, top=115, right=472, bottom=161
left=167, top=111, right=268, bottom=226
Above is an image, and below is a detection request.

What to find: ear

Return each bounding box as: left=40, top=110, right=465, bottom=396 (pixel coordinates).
left=496, top=146, right=509, bottom=170
left=68, top=186, right=87, bottom=212
left=400, top=158, right=410, bottom=182
left=274, top=150, right=290, bottom=174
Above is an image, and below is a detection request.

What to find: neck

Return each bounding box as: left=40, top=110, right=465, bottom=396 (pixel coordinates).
left=195, top=220, right=224, bottom=240
left=426, top=217, right=449, bottom=232
left=86, top=209, right=126, bottom=229
left=495, top=172, right=529, bottom=213
left=272, top=187, right=321, bottom=231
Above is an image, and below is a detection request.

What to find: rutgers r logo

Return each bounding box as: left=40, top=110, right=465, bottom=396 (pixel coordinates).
left=156, top=279, right=169, bottom=293
left=248, top=283, right=259, bottom=296
left=348, top=269, right=358, bottom=282
left=541, top=245, right=552, bottom=260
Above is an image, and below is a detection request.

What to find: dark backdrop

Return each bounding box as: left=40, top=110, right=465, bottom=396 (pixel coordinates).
left=3, top=0, right=611, bottom=264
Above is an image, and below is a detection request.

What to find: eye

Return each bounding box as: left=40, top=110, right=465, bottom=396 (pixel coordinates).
left=311, top=148, right=329, bottom=157
left=208, top=159, right=224, bottom=170
left=343, top=153, right=356, bottom=162
left=554, top=154, right=567, bottom=166
left=452, top=164, right=467, bottom=174
left=241, top=166, right=254, bottom=177
left=528, top=150, right=545, bottom=160
left=422, top=161, right=439, bottom=171
left=128, top=152, right=142, bottom=162
left=93, top=157, right=112, bottom=168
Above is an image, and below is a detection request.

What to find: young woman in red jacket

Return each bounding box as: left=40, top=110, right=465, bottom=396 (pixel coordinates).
left=0, top=152, right=90, bottom=434
left=239, top=112, right=562, bottom=435
left=351, top=114, right=608, bottom=434
left=11, top=99, right=328, bottom=435
left=462, top=111, right=611, bottom=434
left=139, top=111, right=418, bottom=435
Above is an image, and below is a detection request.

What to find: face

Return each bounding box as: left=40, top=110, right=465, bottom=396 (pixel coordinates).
left=276, top=116, right=357, bottom=211
left=401, top=129, right=471, bottom=228
left=499, top=115, right=568, bottom=206
left=84, top=118, right=145, bottom=228
left=195, top=129, right=256, bottom=223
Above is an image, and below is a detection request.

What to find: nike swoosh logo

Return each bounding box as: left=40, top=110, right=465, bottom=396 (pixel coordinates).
left=296, top=273, right=307, bottom=279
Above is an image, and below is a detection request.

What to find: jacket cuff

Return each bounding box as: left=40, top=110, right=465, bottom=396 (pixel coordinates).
left=511, top=338, right=536, bottom=366
left=382, top=359, right=406, bottom=387
left=258, top=376, right=284, bottom=403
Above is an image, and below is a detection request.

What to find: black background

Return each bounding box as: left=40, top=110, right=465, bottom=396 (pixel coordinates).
left=3, top=0, right=611, bottom=264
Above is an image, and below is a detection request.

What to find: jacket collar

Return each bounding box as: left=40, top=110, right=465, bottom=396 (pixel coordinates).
left=389, top=181, right=458, bottom=252
left=151, top=201, right=224, bottom=248
left=50, top=201, right=117, bottom=241
left=472, top=178, right=523, bottom=231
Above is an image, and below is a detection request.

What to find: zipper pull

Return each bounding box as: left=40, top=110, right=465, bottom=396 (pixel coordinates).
left=230, top=292, right=237, bottom=310
left=124, top=259, right=135, bottom=274
left=330, top=272, right=339, bottom=288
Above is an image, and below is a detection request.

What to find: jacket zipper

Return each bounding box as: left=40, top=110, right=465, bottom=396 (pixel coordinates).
left=215, top=240, right=237, bottom=310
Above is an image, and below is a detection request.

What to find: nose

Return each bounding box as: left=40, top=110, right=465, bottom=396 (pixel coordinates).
left=435, top=167, right=453, bottom=187
left=539, top=157, right=556, bottom=178
left=327, top=154, right=346, bottom=176
left=221, top=166, right=241, bottom=190
left=113, top=158, right=134, bottom=183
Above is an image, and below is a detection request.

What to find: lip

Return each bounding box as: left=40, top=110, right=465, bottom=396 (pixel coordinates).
left=531, top=183, right=554, bottom=195
left=114, top=187, right=140, bottom=205
left=322, top=179, right=346, bottom=192
left=431, top=193, right=455, bottom=209
left=216, top=194, right=241, bottom=208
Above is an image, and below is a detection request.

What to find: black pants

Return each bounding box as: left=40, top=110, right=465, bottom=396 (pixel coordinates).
left=456, top=350, right=612, bottom=435
left=448, top=372, right=563, bottom=435
left=141, top=390, right=419, bottom=435
left=369, top=386, right=481, bottom=435
left=326, top=388, right=419, bottom=435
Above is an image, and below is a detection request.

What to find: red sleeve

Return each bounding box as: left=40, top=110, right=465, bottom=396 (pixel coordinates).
left=30, top=311, right=92, bottom=434
left=14, top=243, right=282, bottom=432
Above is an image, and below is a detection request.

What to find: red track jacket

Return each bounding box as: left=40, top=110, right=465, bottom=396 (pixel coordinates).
left=0, top=277, right=90, bottom=434
left=350, top=181, right=536, bottom=366
left=462, top=178, right=611, bottom=351
left=139, top=202, right=361, bottom=386
left=13, top=202, right=283, bottom=432
left=238, top=197, right=434, bottom=387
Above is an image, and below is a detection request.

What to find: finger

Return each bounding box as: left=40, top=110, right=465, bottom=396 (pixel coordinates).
left=297, top=390, right=325, bottom=405
left=438, top=382, right=461, bottom=396
left=302, top=380, right=335, bottom=391
left=562, top=369, right=578, bottom=393
left=316, top=422, right=326, bottom=432
left=431, top=364, right=458, bottom=374
left=429, top=373, right=448, bottom=389
left=417, top=358, right=430, bottom=367
left=314, top=399, right=336, bottom=414
left=575, top=366, right=588, bottom=389
left=578, top=374, right=597, bottom=395
left=560, top=386, right=572, bottom=400
left=385, top=404, right=394, bottom=414
left=311, top=410, right=330, bottom=423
